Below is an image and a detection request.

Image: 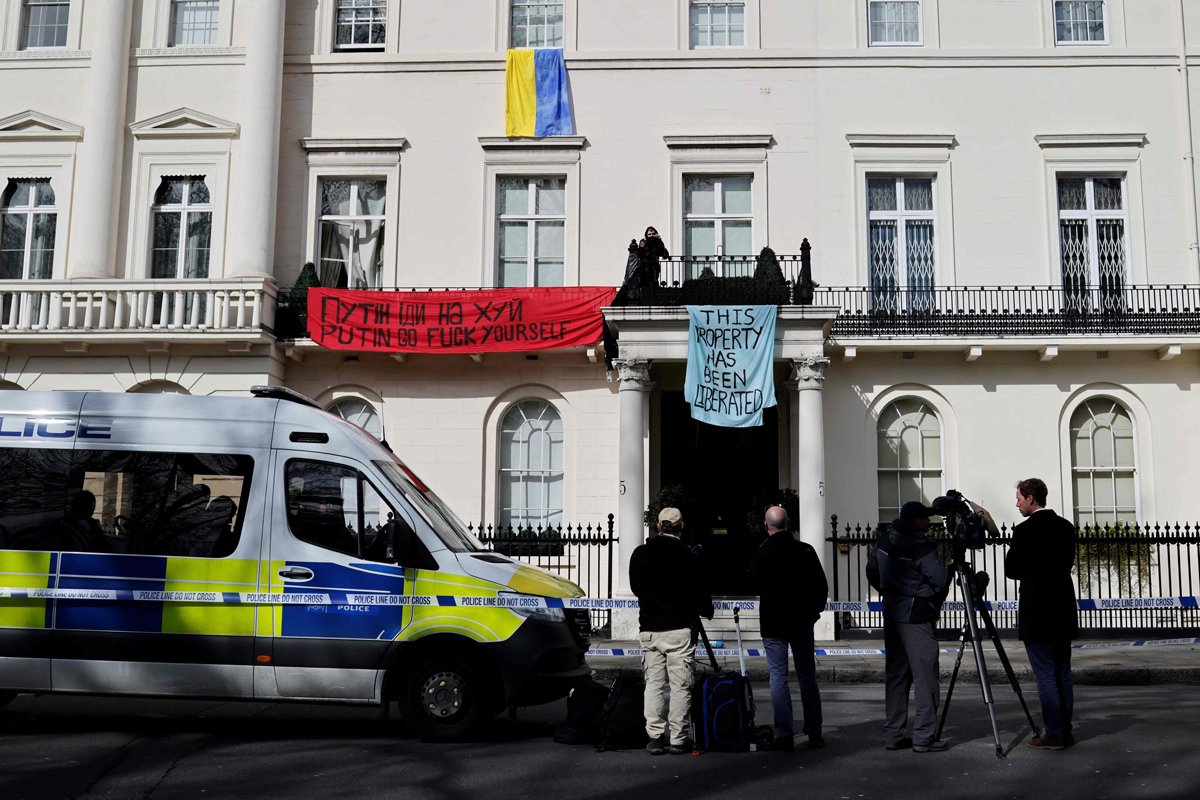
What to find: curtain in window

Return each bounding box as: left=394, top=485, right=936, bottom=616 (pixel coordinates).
left=877, top=399, right=942, bottom=525
left=498, top=399, right=564, bottom=531
left=1071, top=398, right=1136, bottom=527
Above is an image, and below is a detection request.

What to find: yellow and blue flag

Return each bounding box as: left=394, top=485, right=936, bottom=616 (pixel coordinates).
left=505, top=48, right=574, bottom=137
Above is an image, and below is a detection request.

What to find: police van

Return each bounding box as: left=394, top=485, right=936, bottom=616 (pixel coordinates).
left=0, top=388, right=591, bottom=739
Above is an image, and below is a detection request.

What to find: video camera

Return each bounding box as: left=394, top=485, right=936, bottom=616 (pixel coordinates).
left=930, top=489, right=996, bottom=552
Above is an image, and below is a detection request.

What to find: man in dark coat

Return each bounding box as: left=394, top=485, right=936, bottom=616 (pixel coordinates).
left=866, top=501, right=952, bottom=753
left=1005, top=477, right=1079, bottom=750
left=747, top=505, right=828, bottom=752
left=629, top=507, right=714, bottom=755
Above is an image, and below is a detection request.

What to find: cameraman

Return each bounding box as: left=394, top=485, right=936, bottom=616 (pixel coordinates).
left=866, top=501, right=952, bottom=753
left=1005, top=478, right=1079, bottom=750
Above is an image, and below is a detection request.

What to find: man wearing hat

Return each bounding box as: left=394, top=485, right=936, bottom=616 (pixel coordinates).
left=628, top=507, right=715, bottom=755
left=866, top=500, right=952, bottom=753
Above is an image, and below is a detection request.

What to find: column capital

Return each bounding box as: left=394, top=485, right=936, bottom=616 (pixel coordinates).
left=613, top=358, right=652, bottom=390
left=792, top=355, right=830, bottom=390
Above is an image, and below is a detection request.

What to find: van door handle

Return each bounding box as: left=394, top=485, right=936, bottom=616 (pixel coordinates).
left=278, top=567, right=314, bottom=581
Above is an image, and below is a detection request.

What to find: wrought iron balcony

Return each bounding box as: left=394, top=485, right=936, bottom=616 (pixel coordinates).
left=818, top=284, right=1200, bottom=337
left=0, top=279, right=277, bottom=341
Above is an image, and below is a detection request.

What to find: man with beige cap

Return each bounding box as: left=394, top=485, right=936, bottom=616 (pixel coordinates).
left=628, top=507, right=715, bottom=755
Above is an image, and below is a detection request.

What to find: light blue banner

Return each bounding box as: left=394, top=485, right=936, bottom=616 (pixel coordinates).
left=683, top=305, right=777, bottom=427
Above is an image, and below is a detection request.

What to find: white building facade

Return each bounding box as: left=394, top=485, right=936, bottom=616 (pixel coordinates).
left=4, top=1, right=1200, bottom=624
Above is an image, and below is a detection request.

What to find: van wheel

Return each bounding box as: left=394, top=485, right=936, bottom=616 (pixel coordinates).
left=403, top=657, right=483, bottom=742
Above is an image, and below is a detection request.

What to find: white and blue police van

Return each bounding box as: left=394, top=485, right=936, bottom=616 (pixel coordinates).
left=0, top=387, right=590, bottom=739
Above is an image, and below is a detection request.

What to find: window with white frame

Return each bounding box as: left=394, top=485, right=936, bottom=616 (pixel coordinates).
left=335, top=0, right=387, bottom=50
left=867, top=175, right=935, bottom=311
left=1057, top=174, right=1127, bottom=311
left=0, top=178, right=56, bottom=281
left=1054, top=0, right=1107, bottom=45
left=868, top=0, right=921, bottom=45
left=877, top=398, right=942, bottom=525
left=317, top=178, right=386, bottom=289
left=496, top=176, right=564, bottom=287
left=510, top=0, right=563, bottom=48
left=326, top=397, right=383, bottom=440
left=1070, top=397, right=1136, bottom=527
left=151, top=177, right=211, bottom=281
left=21, top=0, right=69, bottom=48
left=690, top=1, right=745, bottom=48
left=169, top=0, right=219, bottom=46
left=683, top=174, right=752, bottom=277
left=498, top=399, right=563, bottom=530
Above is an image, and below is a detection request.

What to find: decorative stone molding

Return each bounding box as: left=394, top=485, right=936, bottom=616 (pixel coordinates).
left=613, top=358, right=651, bottom=390
left=792, top=355, right=830, bottom=389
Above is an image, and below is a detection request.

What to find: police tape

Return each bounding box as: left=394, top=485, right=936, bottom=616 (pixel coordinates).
left=588, top=639, right=1200, bottom=658
left=0, top=587, right=1198, bottom=611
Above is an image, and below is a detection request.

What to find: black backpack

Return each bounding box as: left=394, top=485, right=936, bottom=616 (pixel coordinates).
left=595, top=674, right=648, bottom=751
left=553, top=679, right=609, bottom=745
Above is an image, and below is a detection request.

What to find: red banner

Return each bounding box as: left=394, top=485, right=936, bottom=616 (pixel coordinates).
left=307, top=287, right=618, bottom=354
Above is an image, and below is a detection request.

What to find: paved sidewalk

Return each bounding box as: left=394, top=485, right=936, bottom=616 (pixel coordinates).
left=587, top=638, right=1200, bottom=685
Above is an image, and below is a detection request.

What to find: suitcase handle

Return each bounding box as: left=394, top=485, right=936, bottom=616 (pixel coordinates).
left=695, top=620, right=721, bottom=672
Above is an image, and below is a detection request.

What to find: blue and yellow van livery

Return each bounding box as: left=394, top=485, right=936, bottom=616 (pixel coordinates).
left=0, top=388, right=590, bottom=739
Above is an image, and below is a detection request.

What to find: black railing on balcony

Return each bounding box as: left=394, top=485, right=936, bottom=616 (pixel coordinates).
left=818, top=284, right=1200, bottom=337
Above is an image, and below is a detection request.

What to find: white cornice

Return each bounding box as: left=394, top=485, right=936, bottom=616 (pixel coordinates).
left=130, top=108, right=239, bottom=139
left=1034, top=133, right=1147, bottom=148
left=846, top=134, right=957, bottom=148
left=301, top=137, right=408, bottom=151
left=0, top=110, right=82, bottom=141
left=662, top=134, right=773, bottom=149
left=477, top=136, right=587, bottom=150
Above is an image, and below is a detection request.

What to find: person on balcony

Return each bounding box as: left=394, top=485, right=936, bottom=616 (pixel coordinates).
left=629, top=507, right=713, bottom=756
left=747, top=505, right=827, bottom=752
left=1005, top=477, right=1079, bottom=750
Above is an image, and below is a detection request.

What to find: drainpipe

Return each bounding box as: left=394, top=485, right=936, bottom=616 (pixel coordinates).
left=1177, top=0, right=1200, bottom=275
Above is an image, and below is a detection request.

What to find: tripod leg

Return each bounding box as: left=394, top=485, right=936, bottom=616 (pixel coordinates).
left=976, top=600, right=1040, bottom=737
left=935, top=622, right=970, bottom=741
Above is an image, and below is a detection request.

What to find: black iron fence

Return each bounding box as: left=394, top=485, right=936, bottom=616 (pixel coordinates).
left=828, top=516, right=1200, bottom=638
left=469, top=514, right=616, bottom=635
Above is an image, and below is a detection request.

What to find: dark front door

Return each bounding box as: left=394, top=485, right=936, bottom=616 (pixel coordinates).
left=659, top=390, right=778, bottom=595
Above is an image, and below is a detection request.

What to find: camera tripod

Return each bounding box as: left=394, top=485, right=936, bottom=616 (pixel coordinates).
left=935, top=557, right=1039, bottom=758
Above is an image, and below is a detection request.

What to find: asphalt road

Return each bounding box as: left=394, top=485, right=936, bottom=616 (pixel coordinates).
left=2, top=684, right=1199, bottom=800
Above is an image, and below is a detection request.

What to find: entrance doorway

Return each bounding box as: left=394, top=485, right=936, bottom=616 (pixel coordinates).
left=658, top=390, right=779, bottom=595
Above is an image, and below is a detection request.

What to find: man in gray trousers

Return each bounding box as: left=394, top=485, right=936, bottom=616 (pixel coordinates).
left=866, top=501, right=953, bottom=752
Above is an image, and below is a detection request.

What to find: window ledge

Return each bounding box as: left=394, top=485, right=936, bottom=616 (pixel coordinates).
left=1035, top=133, right=1146, bottom=149
left=478, top=136, right=587, bottom=151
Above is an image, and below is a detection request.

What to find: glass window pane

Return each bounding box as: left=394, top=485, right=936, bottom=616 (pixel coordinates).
left=721, top=176, right=752, bottom=214
left=684, top=176, right=715, bottom=215
left=535, top=179, right=565, bottom=215
left=498, top=178, right=529, bottom=216
left=499, top=221, right=528, bottom=258
left=722, top=220, right=752, bottom=255
left=868, top=178, right=897, bottom=212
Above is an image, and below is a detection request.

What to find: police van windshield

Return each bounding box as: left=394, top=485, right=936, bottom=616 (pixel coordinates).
left=374, top=459, right=485, bottom=552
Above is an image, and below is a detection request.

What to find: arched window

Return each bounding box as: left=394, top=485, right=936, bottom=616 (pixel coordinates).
left=1070, top=397, right=1136, bottom=526
left=877, top=398, right=943, bottom=524
left=498, top=399, right=563, bottom=530
left=326, top=396, right=382, bottom=440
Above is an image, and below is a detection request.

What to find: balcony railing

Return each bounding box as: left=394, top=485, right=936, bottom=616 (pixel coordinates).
left=0, top=279, right=276, bottom=336
left=817, top=284, right=1200, bottom=337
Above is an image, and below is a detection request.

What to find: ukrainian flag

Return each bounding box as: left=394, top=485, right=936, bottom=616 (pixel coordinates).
left=505, top=48, right=574, bottom=137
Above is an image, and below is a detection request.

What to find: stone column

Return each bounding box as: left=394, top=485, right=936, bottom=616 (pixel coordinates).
left=67, top=1, right=133, bottom=279
left=793, top=355, right=833, bottom=639
left=612, top=358, right=651, bottom=639
left=228, top=0, right=286, bottom=278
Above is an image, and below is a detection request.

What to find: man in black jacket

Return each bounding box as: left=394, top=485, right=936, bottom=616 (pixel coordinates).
left=628, top=507, right=714, bottom=755
left=747, top=505, right=828, bottom=752
left=866, top=501, right=952, bottom=753
left=1005, top=477, right=1079, bottom=750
